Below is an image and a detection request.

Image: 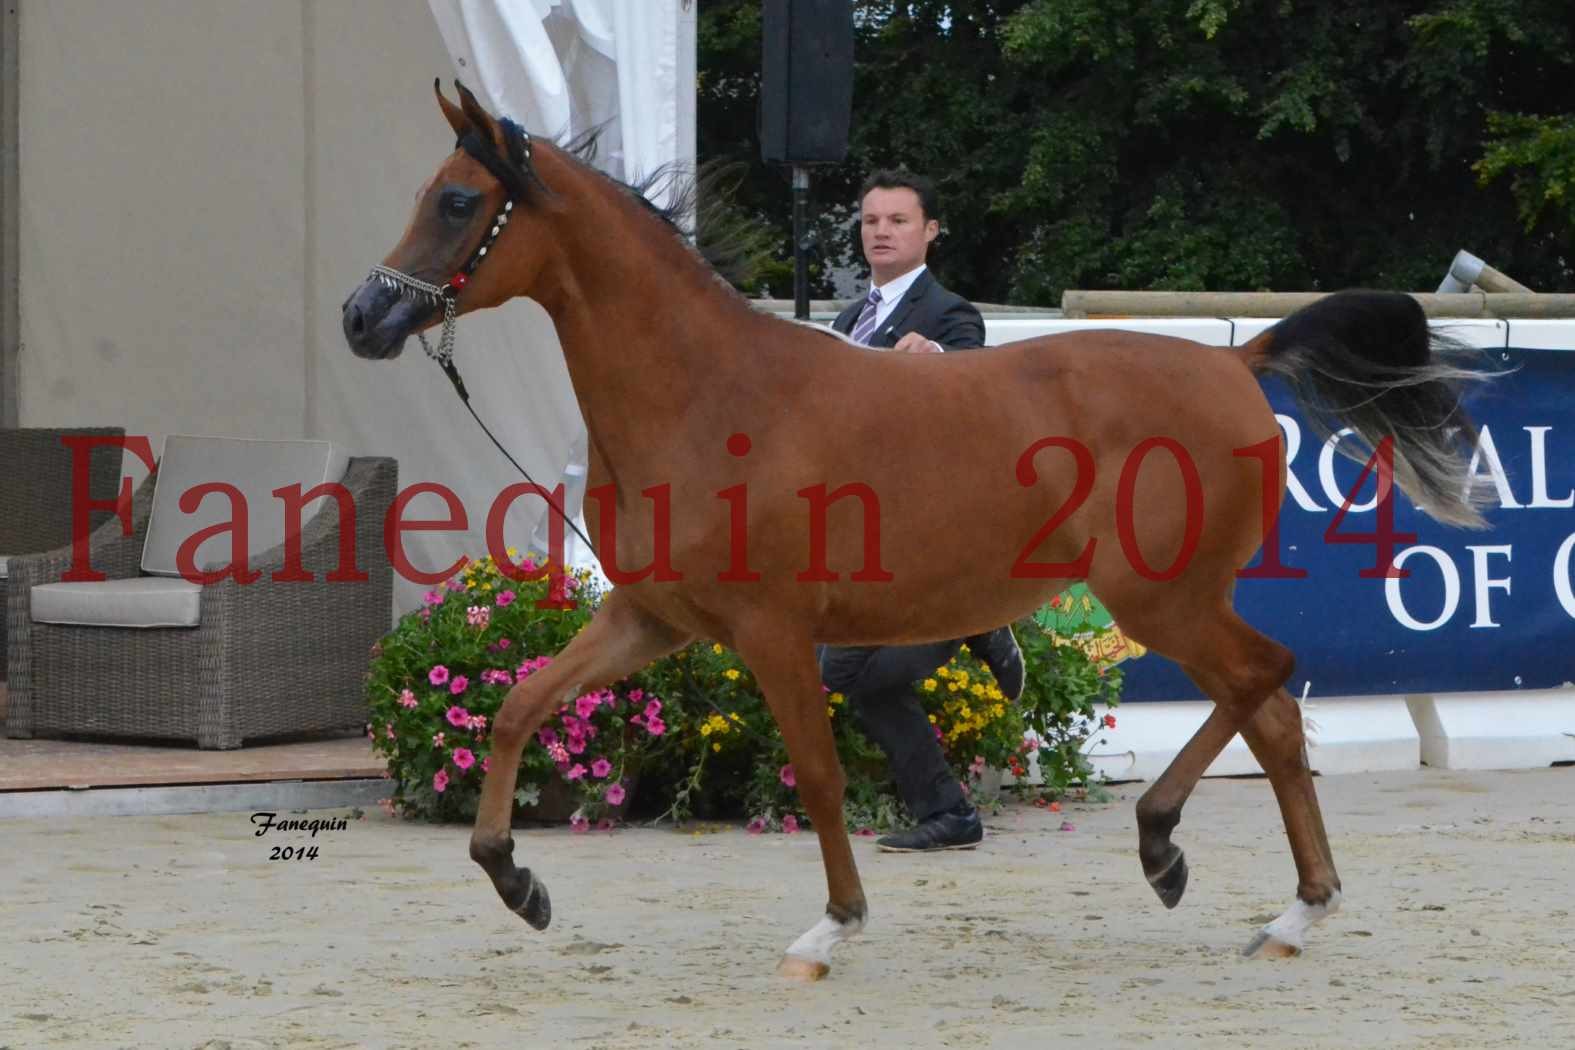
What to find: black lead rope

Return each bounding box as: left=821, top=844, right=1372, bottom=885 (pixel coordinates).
left=437, top=357, right=598, bottom=558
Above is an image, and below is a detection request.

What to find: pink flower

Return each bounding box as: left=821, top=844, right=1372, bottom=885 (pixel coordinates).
left=782, top=814, right=800, bottom=834
left=432, top=768, right=449, bottom=793
left=575, top=695, right=599, bottom=720
left=445, top=577, right=465, bottom=591
left=432, top=732, right=446, bottom=748
left=496, top=590, right=516, bottom=607
left=466, top=605, right=491, bottom=629
left=1059, top=821, right=1077, bottom=832
left=605, top=782, right=626, bottom=806
left=481, top=755, right=491, bottom=773
left=566, top=732, right=586, bottom=756
left=746, top=816, right=767, bottom=835
left=570, top=814, right=589, bottom=834
left=628, top=688, right=644, bottom=703
left=856, top=827, right=875, bottom=837
left=590, top=757, right=612, bottom=779
left=565, top=763, right=587, bottom=781
left=428, top=665, right=450, bottom=687
left=468, top=714, right=488, bottom=732
left=384, top=724, right=395, bottom=740
left=423, top=590, right=443, bottom=607
left=547, top=742, right=569, bottom=765
left=537, top=728, right=558, bottom=746
left=452, top=747, right=476, bottom=771
left=496, top=638, right=512, bottom=649
left=644, top=717, right=666, bottom=737
left=397, top=688, right=418, bottom=709
left=596, top=818, right=613, bottom=832
left=644, top=699, right=663, bottom=719
left=445, top=706, right=471, bottom=728
left=779, top=764, right=796, bottom=789
left=419, top=608, right=431, bottom=622
left=449, top=676, right=469, bottom=696
left=1103, top=714, right=1118, bottom=730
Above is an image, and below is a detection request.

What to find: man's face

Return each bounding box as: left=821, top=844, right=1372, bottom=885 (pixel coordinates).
left=860, top=186, right=938, bottom=285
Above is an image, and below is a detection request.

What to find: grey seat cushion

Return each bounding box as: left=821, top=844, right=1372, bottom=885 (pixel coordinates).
left=141, top=435, right=349, bottom=578
left=31, top=577, right=202, bottom=628
left=0, top=554, right=8, bottom=578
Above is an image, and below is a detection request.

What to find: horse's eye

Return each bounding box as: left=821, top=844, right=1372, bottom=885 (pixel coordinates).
left=440, top=192, right=476, bottom=221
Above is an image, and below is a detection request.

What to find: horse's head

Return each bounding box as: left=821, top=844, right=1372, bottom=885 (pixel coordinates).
left=342, top=81, right=553, bottom=360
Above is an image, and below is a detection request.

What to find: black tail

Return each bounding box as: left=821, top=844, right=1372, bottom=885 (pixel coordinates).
left=1244, top=289, right=1503, bottom=528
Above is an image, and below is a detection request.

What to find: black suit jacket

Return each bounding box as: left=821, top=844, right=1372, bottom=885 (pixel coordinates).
left=832, top=269, right=985, bottom=350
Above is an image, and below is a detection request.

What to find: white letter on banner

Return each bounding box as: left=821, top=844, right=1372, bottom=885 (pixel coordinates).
left=1277, top=414, right=1324, bottom=512
left=1463, top=425, right=1521, bottom=508
left=1525, top=427, right=1575, bottom=508
left=1555, top=534, right=1575, bottom=619
left=1466, top=545, right=1513, bottom=628
left=1319, top=428, right=1378, bottom=512
left=1385, top=546, right=1459, bottom=631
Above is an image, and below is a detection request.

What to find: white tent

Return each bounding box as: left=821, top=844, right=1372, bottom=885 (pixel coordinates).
left=9, top=0, right=696, bottom=617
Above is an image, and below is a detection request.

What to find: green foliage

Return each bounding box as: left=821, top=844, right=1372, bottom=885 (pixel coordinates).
left=1476, top=114, right=1575, bottom=232
left=696, top=0, right=1575, bottom=304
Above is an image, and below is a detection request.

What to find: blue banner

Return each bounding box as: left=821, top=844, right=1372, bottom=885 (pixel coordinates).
left=1118, top=346, right=1575, bottom=700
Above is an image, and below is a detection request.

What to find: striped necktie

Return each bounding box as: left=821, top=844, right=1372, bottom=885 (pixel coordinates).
left=850, top=287, right=882, bottom=345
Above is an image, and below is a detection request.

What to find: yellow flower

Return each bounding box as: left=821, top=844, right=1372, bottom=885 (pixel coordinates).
left=724, top=668, right=741, bottom=681
left=921, top=679, right=937, bottom=692
left=826, top=705, right=836, bottom=718
left=507, top=546, right=519, bottom=558
left=928, top=714, right=938, bottom=724
left=948, top=682, right=961, bottom=693
left=992, top=705, right=1005, bottom=718
left=971, top=683, right=986, bottom=698
left=829, top=692, right=844, bottom=705
left=700, top=723, right=713, bottom=737
left=936, top=667, right=952, bottom=679
left=712, top=742, right=721, bottom=752
left=712, top=643, right=724, bottom=654
left=729, top=713, right=741, bottom=723
left=960, top=706, right=973, bottom=720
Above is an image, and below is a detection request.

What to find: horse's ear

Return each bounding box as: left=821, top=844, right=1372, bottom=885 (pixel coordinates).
left=435, top=78, right=471, bottom=138
left=454, top=79, right=507, bottom=153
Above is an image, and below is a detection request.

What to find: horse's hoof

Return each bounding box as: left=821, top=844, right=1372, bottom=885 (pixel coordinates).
left=776, top=954, right=830, bottom=982
left=508, top=869, right=551, bottom=930
left=1242, top=929, right=1300, bottom=959
left=1147, top=848, right=1188, bottom=910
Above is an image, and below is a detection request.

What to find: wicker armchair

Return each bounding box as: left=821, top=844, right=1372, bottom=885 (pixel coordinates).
left=0, top=427, right=125, bottom=681
left=5, top=437, right=397, bottom=749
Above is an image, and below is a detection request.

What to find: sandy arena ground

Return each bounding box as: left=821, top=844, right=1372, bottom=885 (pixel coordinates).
left=1, top=766, right=1571, bottom=1049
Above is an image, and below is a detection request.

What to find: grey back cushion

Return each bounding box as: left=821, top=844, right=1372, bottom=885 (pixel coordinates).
left=141, top=436, right=351, bottom=577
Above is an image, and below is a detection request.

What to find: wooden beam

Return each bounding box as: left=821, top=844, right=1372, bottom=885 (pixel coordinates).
left=1061, top=290, right=1575, bottom=320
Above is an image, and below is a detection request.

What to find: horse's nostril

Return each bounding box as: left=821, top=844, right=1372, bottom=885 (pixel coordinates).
left=350, top=305, right=365, bottom=336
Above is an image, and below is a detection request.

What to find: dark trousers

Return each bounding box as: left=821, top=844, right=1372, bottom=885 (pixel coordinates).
left=817, top=639, right=966, bottom=822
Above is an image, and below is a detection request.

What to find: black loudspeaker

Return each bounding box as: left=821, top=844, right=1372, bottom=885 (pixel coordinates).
left=760, top=0, right=855, bottom=165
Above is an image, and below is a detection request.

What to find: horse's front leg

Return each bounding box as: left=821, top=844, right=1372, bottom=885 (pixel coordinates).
left=469, top=589, right=689, bottom=928
left=735, top=627, right=867, bottom=981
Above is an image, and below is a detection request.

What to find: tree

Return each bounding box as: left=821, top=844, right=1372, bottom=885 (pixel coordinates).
left=696, top=0, right=1575, bottom=304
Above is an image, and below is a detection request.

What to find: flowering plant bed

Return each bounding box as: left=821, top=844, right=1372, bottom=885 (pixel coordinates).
left=367, top=554, right=1125, bottom=832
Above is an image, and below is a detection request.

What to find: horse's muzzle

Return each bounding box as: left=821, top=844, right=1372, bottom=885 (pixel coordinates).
left=342, top=278, right=431, bottom=360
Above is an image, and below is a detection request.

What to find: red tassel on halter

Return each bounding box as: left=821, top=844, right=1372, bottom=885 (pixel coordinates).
left=450, top=273, right=469, bottom=290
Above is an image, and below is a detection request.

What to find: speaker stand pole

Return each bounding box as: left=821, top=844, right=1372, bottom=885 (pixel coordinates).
left=792, top=165, right=810, bottom=320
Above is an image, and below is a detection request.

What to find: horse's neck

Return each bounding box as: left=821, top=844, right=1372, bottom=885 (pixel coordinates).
left=532, top=160, right=772, bottom=475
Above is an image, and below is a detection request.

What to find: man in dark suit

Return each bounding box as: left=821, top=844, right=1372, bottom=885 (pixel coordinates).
left=820, top=170, right=1024, bottom=853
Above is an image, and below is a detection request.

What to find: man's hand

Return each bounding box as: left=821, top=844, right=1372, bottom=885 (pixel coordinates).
left=891, top=332, right=943, bottom=354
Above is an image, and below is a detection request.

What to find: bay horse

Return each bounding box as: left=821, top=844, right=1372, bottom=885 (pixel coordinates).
left=341, top=82, right=1495, bottom=979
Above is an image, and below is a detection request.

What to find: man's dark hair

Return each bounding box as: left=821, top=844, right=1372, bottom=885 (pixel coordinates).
left=859, top=169, right=939, bottom=222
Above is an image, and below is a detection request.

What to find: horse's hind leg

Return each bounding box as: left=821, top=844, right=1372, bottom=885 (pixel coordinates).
left=1111, top=602, right=1294, bottom=910
left=468, top=589, right=689, bottom=928
left=1236, top=687, right=1343, bottom=958
left=733, top=625, right=866, bottom=981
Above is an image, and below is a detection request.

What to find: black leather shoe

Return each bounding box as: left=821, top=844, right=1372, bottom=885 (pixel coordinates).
left=966, top=625, right=1024, bottom=702
left=876, top=802, right=984, bottom=853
